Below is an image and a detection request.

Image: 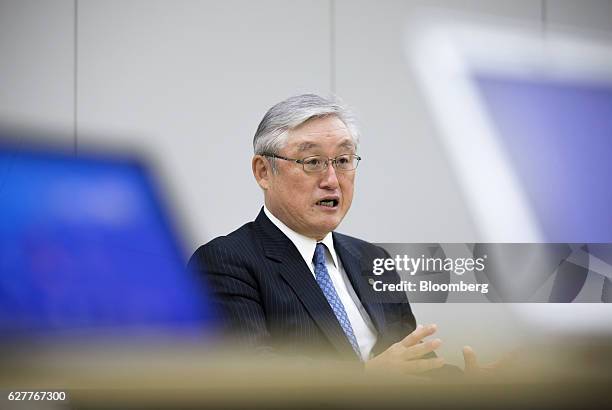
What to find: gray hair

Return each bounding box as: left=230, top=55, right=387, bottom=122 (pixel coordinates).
left=253, top=94, right=360, bottom=162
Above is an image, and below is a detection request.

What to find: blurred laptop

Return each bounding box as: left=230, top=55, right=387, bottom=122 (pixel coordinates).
left=0, top=134, right=218, bottom=344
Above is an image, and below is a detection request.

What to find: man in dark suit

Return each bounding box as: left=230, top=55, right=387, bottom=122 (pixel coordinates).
left=189, top=94, right=479, bottom=375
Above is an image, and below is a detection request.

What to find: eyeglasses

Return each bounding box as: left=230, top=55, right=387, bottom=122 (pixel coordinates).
left=262, top=153, right=362, bottom=173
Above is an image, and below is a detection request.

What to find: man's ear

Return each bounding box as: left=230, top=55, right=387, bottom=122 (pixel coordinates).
left=252, top=155, right=272, bottom=190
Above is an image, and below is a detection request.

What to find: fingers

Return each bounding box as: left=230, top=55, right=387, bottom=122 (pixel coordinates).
left=365, top=324, right=445, bottom=376
left=400, top=324, right=438, bottom=348
left=402, top=357, right=446, bottom=374
left=462, top=345, right=479, bottom=370
left=401, top=338, right=442, bottom=361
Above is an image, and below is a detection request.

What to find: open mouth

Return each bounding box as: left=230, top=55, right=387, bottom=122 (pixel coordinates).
left=316, top=199, right=339, bottom=208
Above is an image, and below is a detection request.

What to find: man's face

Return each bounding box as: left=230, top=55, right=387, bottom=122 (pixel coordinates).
left=264, top=116, right=356, bottom=240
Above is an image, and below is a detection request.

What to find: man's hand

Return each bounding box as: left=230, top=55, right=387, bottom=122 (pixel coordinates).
left=463, top=345, right=517, bottom=379
left=365, top=324, right=445, bottom=375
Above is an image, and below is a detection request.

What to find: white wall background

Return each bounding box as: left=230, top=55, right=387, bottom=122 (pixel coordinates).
left=1, top=0, right=611, bottom=365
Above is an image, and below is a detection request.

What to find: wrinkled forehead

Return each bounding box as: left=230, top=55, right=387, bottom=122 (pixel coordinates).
left=286, top=122, right=356, bottom=154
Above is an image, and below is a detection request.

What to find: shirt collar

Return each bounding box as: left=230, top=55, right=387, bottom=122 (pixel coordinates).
left=263, top=205, right=339, bottom=271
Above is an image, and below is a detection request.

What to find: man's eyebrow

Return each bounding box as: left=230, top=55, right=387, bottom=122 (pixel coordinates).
left=338, top=140, right=356, bottom=150
left=296, top=140, right=356, bottom=153
left=297, top=142, right=319, bottom=152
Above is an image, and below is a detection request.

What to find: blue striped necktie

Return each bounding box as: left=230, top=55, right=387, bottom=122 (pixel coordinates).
left=313, top=242, right=361, bottom=360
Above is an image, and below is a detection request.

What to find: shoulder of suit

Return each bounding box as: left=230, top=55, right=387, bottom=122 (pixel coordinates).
left=193, top=220, right=258, bottom=255
left=333, top=231, right=387, bottom=256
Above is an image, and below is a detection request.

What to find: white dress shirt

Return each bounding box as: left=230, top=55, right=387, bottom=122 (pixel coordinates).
left=264, top=206, right=378, bottom=361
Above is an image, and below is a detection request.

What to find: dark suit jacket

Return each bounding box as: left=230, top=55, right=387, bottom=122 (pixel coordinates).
left=189, top=208, right=420, bottom=362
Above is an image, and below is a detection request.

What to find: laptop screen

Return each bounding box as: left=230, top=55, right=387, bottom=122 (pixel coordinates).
left=0, top=138, right=217, bottom=338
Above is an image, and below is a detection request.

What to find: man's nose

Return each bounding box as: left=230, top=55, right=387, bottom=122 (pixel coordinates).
left=320, top=161, right=340, bottom=189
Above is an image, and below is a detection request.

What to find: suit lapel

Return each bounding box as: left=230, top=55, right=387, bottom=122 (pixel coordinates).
left=253, top=209, right=356, bottom=358
left=333, top=233, right=386, bottom=335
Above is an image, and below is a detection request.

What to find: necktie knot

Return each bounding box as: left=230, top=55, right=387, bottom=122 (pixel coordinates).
left=313, top=243, right=327, bottom=273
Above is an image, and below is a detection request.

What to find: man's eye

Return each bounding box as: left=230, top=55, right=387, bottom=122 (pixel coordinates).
left=304, top=158, right=321, bottom=166
left=337, top=156, right=350, bottom=164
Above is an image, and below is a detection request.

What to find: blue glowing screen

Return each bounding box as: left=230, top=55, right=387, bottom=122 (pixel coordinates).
left=474, top=76, right=612, bottom=242
left=0, top=140, right=216, bottom=336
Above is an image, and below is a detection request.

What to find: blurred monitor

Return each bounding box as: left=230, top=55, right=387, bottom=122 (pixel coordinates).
left=408, top=15, right=612, bottom=331
left=0, top=135, right=217, bottom=342
left=409, top=17, right=612, bottom=243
